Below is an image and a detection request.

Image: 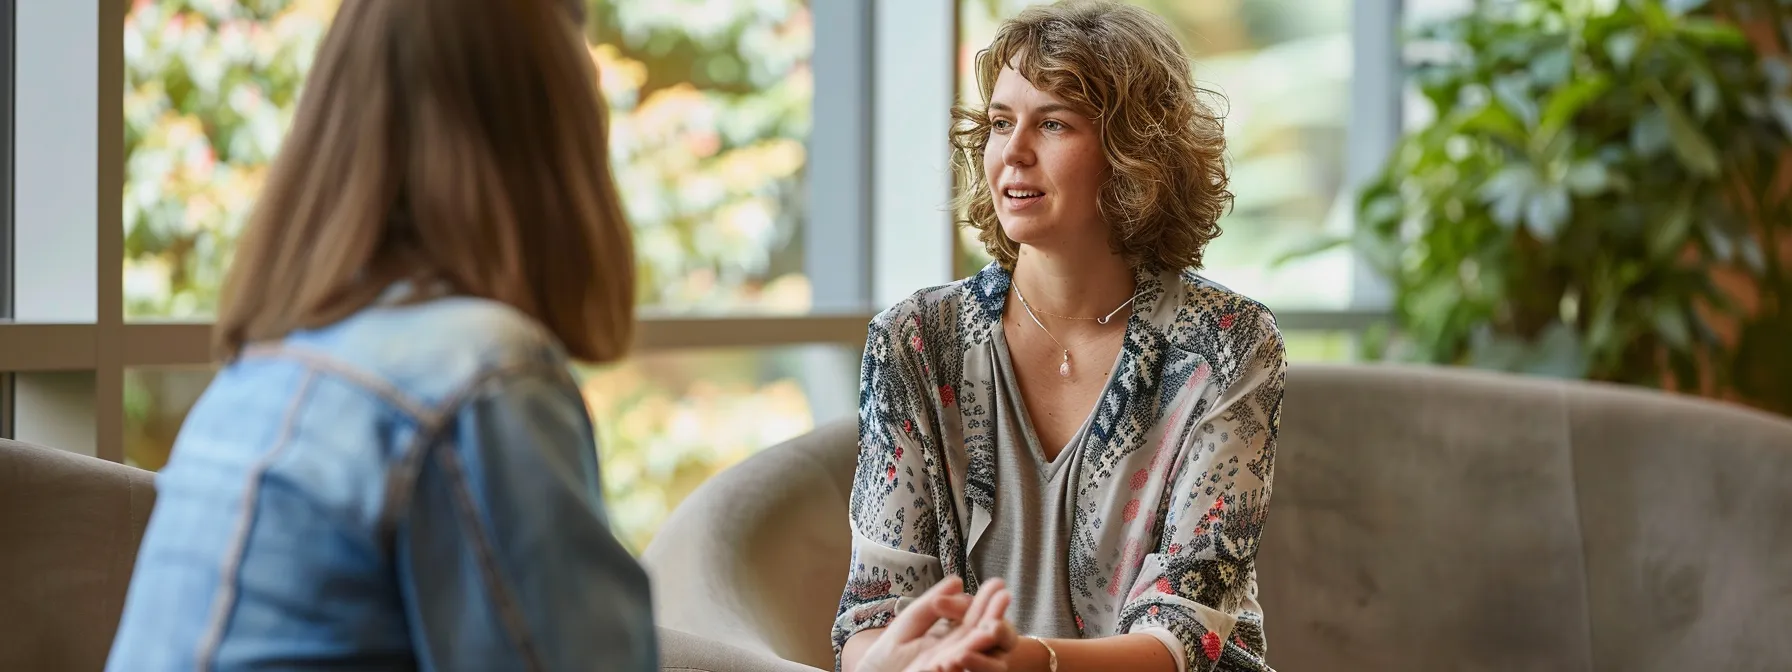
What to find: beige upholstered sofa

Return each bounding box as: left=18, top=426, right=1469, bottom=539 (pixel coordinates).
left=645, top=364, right=1792, bottom=672
left=0, top=440, right=155, bottom=671
left=8, top=364, right=1790, bottom=671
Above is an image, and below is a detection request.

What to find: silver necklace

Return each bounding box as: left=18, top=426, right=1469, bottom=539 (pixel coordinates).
left=1024, top=289, right=1145, bottom=324
left=1013, top=283, right=1134, bottom=378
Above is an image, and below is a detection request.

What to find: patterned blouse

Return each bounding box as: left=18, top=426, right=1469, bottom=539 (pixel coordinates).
left=832, top=263, right=1286, bottom=672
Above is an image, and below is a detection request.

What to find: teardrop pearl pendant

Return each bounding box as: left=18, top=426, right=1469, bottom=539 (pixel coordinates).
left=1058, top=350, right=1072, bottom=378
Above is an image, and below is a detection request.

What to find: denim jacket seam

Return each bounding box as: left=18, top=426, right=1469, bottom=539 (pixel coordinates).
left=434, top=436, right=547, bottom=672
left=377, top=359, right=578, bottom=552
left=194, top=368, right=320, bottom=671
left=239, top=344, right=435, bottom=421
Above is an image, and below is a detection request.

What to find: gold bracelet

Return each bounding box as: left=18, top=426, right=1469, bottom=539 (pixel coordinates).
left=1028, top=635, right=1059, bottom=672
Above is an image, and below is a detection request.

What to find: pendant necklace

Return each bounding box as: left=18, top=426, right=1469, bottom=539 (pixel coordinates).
left=1013, top=283, right=1143, bottom=378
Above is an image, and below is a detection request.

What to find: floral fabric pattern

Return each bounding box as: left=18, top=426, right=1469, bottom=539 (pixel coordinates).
left=833, top=263, right=1286, bottom=672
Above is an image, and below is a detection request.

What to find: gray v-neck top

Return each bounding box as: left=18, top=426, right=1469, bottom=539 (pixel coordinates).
left=965, top=331, right=1096, bottom=638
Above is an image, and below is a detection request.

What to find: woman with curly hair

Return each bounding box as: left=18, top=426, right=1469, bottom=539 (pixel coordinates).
left=835, top=2, right=1286, bottom=671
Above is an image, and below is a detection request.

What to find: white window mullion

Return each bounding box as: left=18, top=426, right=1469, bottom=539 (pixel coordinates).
left=9, top=0, right=126, bottom=460
left=871, top=0, right=956, bottom=310
left=1348, top=0, right=1403, bottom=311
left=804, top=0, right=877, bottom=423
left=807, top=0, right=873, bottom=314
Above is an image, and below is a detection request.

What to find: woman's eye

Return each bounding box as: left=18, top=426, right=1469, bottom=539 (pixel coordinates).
left=1043, top=120, right=1065, bottom=132
left=992, top=119, right=1013, bottom=131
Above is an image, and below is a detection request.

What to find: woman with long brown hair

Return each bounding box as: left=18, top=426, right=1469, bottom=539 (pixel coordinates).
left=105, top=0, right=651, bottom=668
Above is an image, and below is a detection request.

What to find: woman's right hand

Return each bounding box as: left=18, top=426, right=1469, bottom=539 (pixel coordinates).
left=859, top=577, right=1017, bottom=672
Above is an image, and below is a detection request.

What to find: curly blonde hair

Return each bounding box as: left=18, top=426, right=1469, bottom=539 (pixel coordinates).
left=951, top=0, right=1231, bottom=271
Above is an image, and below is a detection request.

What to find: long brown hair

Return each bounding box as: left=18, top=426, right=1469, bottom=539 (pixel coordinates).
left=951, top=0, right=1232, bottom=271
left=215, top=0, right=634, bottom=363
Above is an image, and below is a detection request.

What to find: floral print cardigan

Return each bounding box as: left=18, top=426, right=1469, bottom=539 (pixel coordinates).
left=832, top=263, right=1286, bottom=672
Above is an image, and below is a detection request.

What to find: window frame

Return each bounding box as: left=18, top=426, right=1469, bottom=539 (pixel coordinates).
left=0, top=0, right=1399, bottom=459
left=0, top=0, right=12, bottom=440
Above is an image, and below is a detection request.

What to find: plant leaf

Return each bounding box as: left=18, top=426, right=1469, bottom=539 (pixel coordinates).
left=1565, top=159, right=1612, bottom=196
left=1362, top=192, right=1402, bottom=227
left=1586, top=296, right=1619, bottom=354
left=1692, top=69, right=1721, bottom=120
left=1467, top=327, right=1528, bottom=371
left=1704, top=223, right=1737, bottom=261
left=1649, top=85, right=1722, bottom=177
left=1529, top=46, right=1573, bottom=87
left=1770, top=94, right=1792, bottom=139
left=1665, top=0, right=1712, bottom=15
left=1525, top=184, right=1572, bottom=240
left=1481, top=165, right=1538, bottom=229
left=1764, top=56, right=1792, bottom=90
left=1653, top=302, right=1692, bottom=350
left=1676, top=17, right=1746, bottom=47
left=1606, top=30, right=1641, bottom=71
left=1647, top=189, right=1696, bottom=260
left=1638, top=0, right=1675, bottom=33
left=1631, top=108, right=1671, bottom=157
left=1539, top=75, right=1611, bottom=141
left=1460, top=102, right=1528, bottom=145
left=1493, top=74, right=1541, bottom=129
left=1271, top=235, right=1351, bottom=267
left=1523, top=321, right=1590, bottom=379
left=1738, top=236, right=1767, bottom=273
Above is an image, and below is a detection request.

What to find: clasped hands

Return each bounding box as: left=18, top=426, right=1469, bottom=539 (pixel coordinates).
left=858, top=576, right=1021, bottom=672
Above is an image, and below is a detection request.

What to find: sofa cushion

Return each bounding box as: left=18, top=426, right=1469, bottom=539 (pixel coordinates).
left=1261, top=365, right=1595, bottom=671
left=1565, top=385, right=1792, bottom=669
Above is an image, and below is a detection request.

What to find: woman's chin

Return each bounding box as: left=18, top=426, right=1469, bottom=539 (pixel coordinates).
left=997, top=218, right=1053, bottom=248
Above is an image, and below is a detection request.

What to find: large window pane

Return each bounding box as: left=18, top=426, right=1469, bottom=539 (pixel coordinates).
left=955, top=0, right=1354, bottom=309
left=123, top=0, right=814, bottom=320
left=123, top=343, right=856, bottom=552
left=588, top=2, right=814, bottom=315
left=1283, top=330, right=1358, bottom=363
left=578, top=344, right=857, bottom=551
left=123, top=364, right=212, bottom=471
left=122, top=1, right=331, bottom=320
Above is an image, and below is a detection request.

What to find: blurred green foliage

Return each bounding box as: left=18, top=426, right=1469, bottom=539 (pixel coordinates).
left=1289, top=0, right=1792, bottom=413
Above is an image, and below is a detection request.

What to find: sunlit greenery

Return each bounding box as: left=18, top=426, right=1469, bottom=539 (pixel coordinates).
left=121, top=0, right=820, bottom=551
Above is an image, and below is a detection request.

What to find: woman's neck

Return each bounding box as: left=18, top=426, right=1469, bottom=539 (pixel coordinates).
left=1010, top=245, right=1136, bottom=320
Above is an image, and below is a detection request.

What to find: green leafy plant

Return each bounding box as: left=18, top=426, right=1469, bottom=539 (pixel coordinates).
left=1289, top=0, right=1792, bottom=413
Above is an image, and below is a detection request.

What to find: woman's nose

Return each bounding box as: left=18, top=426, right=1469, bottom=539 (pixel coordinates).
left=1002, top=131, right=1034, bottom=167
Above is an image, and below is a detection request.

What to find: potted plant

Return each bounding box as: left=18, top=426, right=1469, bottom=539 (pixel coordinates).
left=1292, top=0, right=1792, bottom=414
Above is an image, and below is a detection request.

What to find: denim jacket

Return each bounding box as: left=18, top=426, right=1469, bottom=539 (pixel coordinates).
left=107, top=293, right=657, bottom=671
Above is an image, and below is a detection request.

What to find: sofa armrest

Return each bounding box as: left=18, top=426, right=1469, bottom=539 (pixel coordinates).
left=643, top=419, right=859, bottom=669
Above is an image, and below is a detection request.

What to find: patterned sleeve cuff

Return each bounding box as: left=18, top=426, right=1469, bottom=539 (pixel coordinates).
left=1134, top=626, right=1189, bottom=672
left=831, top=596, right=898, bottom=671
left=1121, top=600, right=1239, bottom=672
